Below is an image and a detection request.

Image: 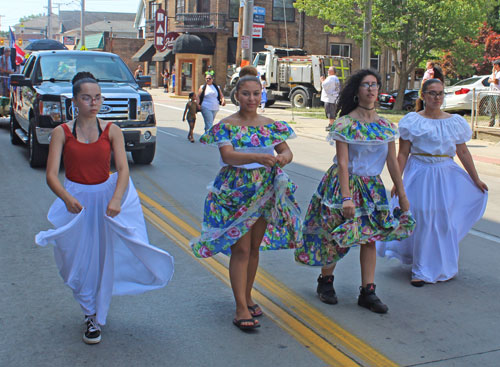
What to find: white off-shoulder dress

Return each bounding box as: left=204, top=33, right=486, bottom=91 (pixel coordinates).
left=377, top=112, right=488, bottom=283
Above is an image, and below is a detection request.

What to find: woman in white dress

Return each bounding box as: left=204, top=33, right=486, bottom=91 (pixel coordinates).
left=36, top=72, right=174, bottom=344
left=377, top=79, right=488, bottom=286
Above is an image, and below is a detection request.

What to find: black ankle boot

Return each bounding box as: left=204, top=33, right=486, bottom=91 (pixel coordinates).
left=317, top=275, right=338, bottom=304
left=358, top=283, right=388, bottom=314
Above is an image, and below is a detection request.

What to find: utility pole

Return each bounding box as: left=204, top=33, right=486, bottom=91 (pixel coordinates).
left=235, top=5, right=244, bottom=67
left=361, top=0, right=372, bottom=69
left=47, top=0, right=52, bottom=39
left=80, top=0, right=85, bottom=48
left=241, top=0, right=254, bottom=64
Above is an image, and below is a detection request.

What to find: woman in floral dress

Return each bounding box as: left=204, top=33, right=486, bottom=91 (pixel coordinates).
left=294, top=69, right=415, bottom=313
left=190, top=72, right=301, bottom=330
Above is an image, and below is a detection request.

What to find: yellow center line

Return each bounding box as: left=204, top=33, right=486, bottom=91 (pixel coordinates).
left=138, top=189, right=399, bottom=367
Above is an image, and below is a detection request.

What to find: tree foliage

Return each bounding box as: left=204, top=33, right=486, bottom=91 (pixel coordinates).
left=294, top=0, right=492, bottom=109
left=19, top=14, right=44, bottom=23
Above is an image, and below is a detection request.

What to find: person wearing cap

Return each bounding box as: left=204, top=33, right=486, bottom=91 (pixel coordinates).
left=205, top=65, right=215, bottom=78
left=488, top=59, right=500, bottom=127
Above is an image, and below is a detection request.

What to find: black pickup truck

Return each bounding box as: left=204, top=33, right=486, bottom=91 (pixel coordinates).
left=9, top=50, right=156, bottom=167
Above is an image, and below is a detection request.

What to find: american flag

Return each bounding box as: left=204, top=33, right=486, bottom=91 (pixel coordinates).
left=9, top=27, right=25, bottom=66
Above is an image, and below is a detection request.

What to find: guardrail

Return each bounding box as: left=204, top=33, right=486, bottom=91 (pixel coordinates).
left=471, top=89, right=500, bottom=137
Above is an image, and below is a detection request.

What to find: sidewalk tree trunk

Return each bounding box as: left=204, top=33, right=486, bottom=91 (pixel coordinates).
left=294, top=0, right=493, bottom=110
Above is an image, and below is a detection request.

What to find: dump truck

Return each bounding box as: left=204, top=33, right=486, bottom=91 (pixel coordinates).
left=229, top=46, right=352, bottom=108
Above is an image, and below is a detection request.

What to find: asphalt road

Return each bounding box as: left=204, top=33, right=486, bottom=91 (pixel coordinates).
left=1, top=97, right=499, bottom=367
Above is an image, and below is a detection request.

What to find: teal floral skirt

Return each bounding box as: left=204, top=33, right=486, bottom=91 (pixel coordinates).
left=294, top=165, right=415, bottom=266
left=191, top=165, right=301, bottom=258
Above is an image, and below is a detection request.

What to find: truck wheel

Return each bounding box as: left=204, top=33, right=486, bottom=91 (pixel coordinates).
left=265, top=100, right=275, bottom=107
left=132, top=143, right=156, bottom=165
left=10, top=108, right=22, bottom=145
left=230, top=87, right=239, bottom=106
left=291, top=90, right=308, bottom=108
left=28, top=119, right=48, bottom=168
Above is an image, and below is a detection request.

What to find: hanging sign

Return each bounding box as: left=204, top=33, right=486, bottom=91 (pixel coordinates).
left=164, top=32, right=179, bottom=50
left=155, top=8, right=168, bottom=51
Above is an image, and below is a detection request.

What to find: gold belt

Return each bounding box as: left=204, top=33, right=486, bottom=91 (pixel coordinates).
left=412, top=153, right=452, bottom=158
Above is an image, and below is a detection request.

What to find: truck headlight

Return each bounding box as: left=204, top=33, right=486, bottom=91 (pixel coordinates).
left=39, top=101, right=62, bottom=122
left=140, top=101, right=154, bottom=118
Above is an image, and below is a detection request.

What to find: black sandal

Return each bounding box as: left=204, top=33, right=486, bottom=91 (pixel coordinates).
left=247, top=304, right=263, bottom=317
left=233, top=318, right=260, bottom=330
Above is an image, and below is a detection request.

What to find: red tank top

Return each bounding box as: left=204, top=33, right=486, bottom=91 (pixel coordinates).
left=62, top=122, right=112, bottom=185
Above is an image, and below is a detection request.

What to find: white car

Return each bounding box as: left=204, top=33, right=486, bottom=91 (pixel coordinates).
left=442, top=75, right=490, bottom=113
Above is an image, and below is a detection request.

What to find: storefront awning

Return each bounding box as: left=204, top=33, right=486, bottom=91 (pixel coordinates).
left=152, top=49, right=174, bottom=62
left=132, top=41, right=155, bottom=62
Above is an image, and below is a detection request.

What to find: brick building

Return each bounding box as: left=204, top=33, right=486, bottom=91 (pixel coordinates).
left=134, top=0, right=366, bottom=95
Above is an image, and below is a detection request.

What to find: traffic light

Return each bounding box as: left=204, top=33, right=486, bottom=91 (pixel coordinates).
left=18, top=39, right=23, bottom=46
left=0, top=39, right=4, bottom=45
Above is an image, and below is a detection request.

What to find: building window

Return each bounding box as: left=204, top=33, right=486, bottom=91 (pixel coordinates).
left=176, top=0, right=185, bottom=14
left=330, top=43, right=351, bottom=57
left=229, top=0, right=239, bottom=20
left=273, top=0, right=295, bottom=22
left=370, top=52, right=380, bottom=71
left=149, top=1, right=159, bottom=18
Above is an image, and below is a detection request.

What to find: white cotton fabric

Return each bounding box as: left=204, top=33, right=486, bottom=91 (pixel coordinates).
left=321, top=75, right=340, bottom=103
left=333, top=143, right=389, bottom=176
left=398, top=112, right=471, bottom=163
left=35, top=173, right=174, bottom=325
left=201, top=84, right=220, bottom=111
left=377, top=113, right=488, bottom=283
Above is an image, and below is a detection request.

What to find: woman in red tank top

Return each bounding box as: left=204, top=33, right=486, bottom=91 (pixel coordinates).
left=37, top=72, right=173, bottom=345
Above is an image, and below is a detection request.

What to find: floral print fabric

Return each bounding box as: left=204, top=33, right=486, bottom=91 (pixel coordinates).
left=294, top=165, right=415, bottom=266
left=327, top=115, right=399, bottom=145
left=191, top=121, right=301, bottom=258
left=200, top=121, right=295, bottom=148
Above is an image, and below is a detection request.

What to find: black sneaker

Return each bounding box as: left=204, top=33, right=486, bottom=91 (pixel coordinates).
left=317, top=274, right=338, bottom=304
left=83, top=315, right=101, bottom=344
left=358, top=283, right=388, bottom=314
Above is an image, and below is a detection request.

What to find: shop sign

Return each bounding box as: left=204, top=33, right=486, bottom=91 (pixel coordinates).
left=164, top=32, right=179, bottom=50
left=155, top=8, right=168, bottom=51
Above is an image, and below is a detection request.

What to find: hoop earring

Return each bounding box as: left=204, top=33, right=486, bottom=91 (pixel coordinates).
left=353, top=95, right=359, bottom=103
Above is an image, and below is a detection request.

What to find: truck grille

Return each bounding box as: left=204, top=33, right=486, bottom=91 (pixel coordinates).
left=65, top=98, right=137, bottom=121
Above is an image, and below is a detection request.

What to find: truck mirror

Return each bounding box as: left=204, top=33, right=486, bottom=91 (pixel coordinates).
left=10, top=74, right=32, bottom=87
left=136, top=75, right=151, bottom=88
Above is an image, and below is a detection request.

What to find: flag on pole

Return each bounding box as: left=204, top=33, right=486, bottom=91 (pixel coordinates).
left=9, top=27, right=25, bottom=65
left=9, top=27, right=15, bottom=48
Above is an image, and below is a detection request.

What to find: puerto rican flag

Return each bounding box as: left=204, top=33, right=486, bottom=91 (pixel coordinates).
left=9, top=27, right=25, bottom=66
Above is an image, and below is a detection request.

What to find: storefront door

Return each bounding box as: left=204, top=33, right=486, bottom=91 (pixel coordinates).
left=180, top=60, right=195, bottom=93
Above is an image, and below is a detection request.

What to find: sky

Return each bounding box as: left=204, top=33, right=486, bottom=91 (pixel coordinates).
left=1, top=0, right=140, bottom=32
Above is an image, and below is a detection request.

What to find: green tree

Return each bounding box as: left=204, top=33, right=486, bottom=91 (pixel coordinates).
left=19, top=13, right=44, bottom=23
left=294, top=0, right=492, bottom=109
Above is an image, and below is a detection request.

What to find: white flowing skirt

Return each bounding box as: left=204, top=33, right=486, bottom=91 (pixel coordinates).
left=377, top=156, right=487, bottom=283
left=35, top=173, right=174, bottom=325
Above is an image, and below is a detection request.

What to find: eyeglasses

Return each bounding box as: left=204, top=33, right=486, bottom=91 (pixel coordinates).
left=424, top=91, right=444, bottom=98
left=206, top=78, right=213, bottom=81
left=80, top=95, right=102, bottom=104
left=359, top=82, right=379, bottom=89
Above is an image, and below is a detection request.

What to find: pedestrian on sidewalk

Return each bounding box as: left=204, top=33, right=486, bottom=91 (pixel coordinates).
left=134, top=64, right=143, bottom=79
left=161, top=68, right=170, bottom=93
left=295, top=69, right=415, bottom=314
left=198, top=74, right=225, bottom=132
left=377, top=78, right=488, bottom=287
left=260, top=74, right=267, bottom=112
left=183, top=92, right=198, bottom=142
left=488, top=59, right=500, bottom=127
left=35, top=72, right=174, bottom=345
left=321, top=66, right=341, bottom=131
left=190, top=69, right=301, bottom=331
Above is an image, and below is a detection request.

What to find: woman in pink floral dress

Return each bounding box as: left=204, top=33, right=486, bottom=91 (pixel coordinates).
left=190, top=73, right=301, bottom=330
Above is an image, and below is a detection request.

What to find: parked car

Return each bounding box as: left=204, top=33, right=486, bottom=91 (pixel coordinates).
left=378, top=89, right=419, bottom=111
left=9, top=50, right=156, bottom=167
left=442, top=75, right=490, bottom=113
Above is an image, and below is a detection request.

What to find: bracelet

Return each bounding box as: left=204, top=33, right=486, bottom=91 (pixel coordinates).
left=342, top=197, right=352, bottom=202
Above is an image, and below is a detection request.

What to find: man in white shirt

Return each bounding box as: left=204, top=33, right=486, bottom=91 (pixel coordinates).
left=321, top=67, right=340, bottom=130
left=488, top=59, right=500, bottom=127
left=0, top=48, right=15, bottom=97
